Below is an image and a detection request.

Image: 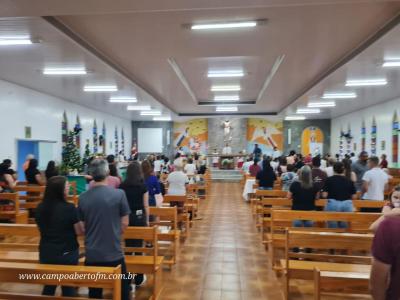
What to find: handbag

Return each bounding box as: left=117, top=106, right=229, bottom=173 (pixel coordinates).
left=155, top=193, right=164, bottom=207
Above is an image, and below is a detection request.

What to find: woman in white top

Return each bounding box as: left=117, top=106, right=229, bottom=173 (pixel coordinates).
left=184, top=158, right=197, bottom=176
left=167, top=165, right=188, bottom=196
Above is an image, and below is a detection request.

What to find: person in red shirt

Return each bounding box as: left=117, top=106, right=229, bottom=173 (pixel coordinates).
left=249, top=159, right=261, bottom=177
left=380, top=154, right=388, bottom=169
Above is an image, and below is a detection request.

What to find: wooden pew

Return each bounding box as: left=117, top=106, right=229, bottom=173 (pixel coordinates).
left=149, top=207, right=180, bottom=266
left=252, top=189, right=288, bottom=221
left=270, top=210, right=379, bottom=268
left=283, top=230, right=373, bottom=300
left=315, top=199, right=385, bottom=212
left=0, top=193, right=28, bottom=224
left=162, top=195, right=190, bottom=238
left=313, top=268, right=370, bottom=300
left=123, top=226, right=164, bottom=300
left=0, top=261, right=121, bottom=299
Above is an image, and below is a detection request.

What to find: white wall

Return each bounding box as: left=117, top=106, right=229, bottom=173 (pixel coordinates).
left=331, top=97, right=398, bottom=166
left=0, top=79, right=132, bottom=167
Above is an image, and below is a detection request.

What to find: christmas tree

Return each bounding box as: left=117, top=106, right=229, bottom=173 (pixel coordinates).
left=62, top=129, right=82, bottom=173
left=82, top=139, right=92, bottom=168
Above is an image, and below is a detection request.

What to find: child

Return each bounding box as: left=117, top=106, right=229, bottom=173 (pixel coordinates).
left=281, top=164, right=297, bottom=191
left=370, top=186, right=400, bottom=232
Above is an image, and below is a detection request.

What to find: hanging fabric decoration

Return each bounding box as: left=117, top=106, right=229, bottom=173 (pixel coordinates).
left=100, top=121, right=106, bottom=154
left=93, top=119, right=98, bottom=154
left=346, top=124, right=352, bottom=156
left=371, top=117, right=377, bottom=156
left=121, top=127, right=125, bottom=155
left=393, top=112, right=399, bottom=168
left=361, top=120, right=366, bottom=151
left=339, top=126, right=344, bottom=159
left=115, top=126, right=119, bottom=156
left=75, top=115, right=81, bottom=152
left=62, top=111, right=68, bottom=160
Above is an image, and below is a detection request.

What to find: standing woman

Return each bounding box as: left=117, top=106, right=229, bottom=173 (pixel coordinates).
left=119, top=161, right=149, bottom=287
left=25, top=159, right=45, bottom=185
left=142, top=160, right=162, bottom=207
left=256, top=159, right=276, bottom=190
left=35, top=176, right=83, bottom=296
left=45, top=161, right=59, bottom=181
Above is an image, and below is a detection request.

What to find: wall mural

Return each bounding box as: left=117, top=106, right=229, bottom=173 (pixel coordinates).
left=393, top=112, right=398, bottom=168
left=361, top=120, right=366, bottom=151
left=173, top=119, right=208, bottom=154
left=371, top=117, right=377, bottom=156
left=301, top=126, right=324, bottom=156
left=246, top=118, right=283, bottom=155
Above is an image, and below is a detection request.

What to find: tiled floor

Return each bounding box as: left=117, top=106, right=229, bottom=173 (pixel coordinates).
left=156, top=182, right=284, bottom=300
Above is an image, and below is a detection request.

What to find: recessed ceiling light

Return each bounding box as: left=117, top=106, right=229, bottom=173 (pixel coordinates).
left=308, top=102, right=336, bottom=108
left=214, top=95, right=240, bottom=101
left=43, top=67, right=87, bottom=75
left=211, top=85, right=241, bottom=92
left=322, top=92, right=357, bottom=99
left=153, top=116, right=172, bottom=121
left=0, top=35, right=33, bottom=45
left=216, top=106, right=238, bottom=112
left=191, top=21, right=257, bottom=30
left=84, top=85, right=118, bottom=92
left=109, top=97, right=137, bottom=103
left=382, top=61, right=400, bottom=67
left=296, top=108, right=320, bottom=114
left=140, top=111, right=161, bottom=116
left=127, top=105, right=151, bottom=111
left=345, top=79, right=387, bottom=87
left=285, top=116, right=306, bottom=121
left=208, top=70, right=244, bottom=78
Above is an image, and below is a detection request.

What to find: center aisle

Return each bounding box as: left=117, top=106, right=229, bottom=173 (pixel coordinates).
left=158, top=182, right=282, bottom=300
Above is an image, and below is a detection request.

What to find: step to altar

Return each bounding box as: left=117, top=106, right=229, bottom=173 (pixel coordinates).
left=210, top=168, right=243, bottom=182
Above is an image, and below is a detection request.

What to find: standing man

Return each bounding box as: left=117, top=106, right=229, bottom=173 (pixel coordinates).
left=362, top=156, right=389, bottom=207
left=311, top=156, right=327, bottom=192
left=78, top=159, right=131, bottom=299
left=222, top=143, right=232, bottom=155
left=351, top=151, right=369, bottom=192
left=253, top=144, right=262, bottom=161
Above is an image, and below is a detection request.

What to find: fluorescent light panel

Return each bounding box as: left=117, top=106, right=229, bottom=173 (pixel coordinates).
left=211, top=85, right=241, bottom=92
left=84, top=85, right=118, bottom=92
left=216, top=106, right=238, bottom=112
left=43, top=67, right=87, bottom=75
left=308, top=101, right=336, bottom=108
left=383, top=61, right=400, bottom=67
left=208, top=70, right=244, bottom=78
left=191, top=21, right=257, bottom=30
left=296, top=108, right=320, bottom=114
left=345, top=79, right=387, bottom=86
left=153, top=116, right=172, bottom=121
left=322, top=92, right=357, bottom=99
left=140, top=111, right=161, bottom=116
left=285, top=116, right=306, bottom=121
left=109, top=97, right=137, bottom=103
left=0, top=35, right=32, bottom=45
left=214, top=95, right=240, bottom=101
left=127, top=105, right=151, bottom=111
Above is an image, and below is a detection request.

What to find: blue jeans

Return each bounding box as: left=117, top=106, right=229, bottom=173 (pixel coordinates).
left=325, top=199, right=353, bottom=228
left=258, top=187, right=273, bottom=190
left=293, top=220, right=313, bottom=227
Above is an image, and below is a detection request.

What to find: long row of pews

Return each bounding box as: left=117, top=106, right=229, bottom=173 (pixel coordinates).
left=0, top=172, right=212, bottom=299
left=243, top=174, right=396, bottom=300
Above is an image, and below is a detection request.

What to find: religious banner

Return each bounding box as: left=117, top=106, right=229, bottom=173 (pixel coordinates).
left=173, top=119, right=208, bottom=154
left=339, top=126, right=344, bottom=159
left=93, top=119, right=98, bottom=153
left=393, top=112, right=399, bottom=168
left=100, top=121, right=106, bottom=154
left=121, top=128, right=125, bottom=154
left=371, top=117, right=377, bottom=155
left=62, top=111, right=68, bottom=159
left=246, top=118, right=283, bottom=155
left=301, top=126, right=324, bottom=156
left=361, top=120, right=366, bottom=151
left=114, top=126, right=119, bottom=155
left=346, top=124, right=352, bottom=156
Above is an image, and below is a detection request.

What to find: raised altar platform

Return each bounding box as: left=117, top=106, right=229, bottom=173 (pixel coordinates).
left=210, top=168, right=243, bottom=182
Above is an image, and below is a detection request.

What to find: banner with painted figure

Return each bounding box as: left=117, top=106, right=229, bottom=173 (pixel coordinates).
left=173, top=119, right=208, bottom=154
left=301, top=126, right=324, bottom=156
left=246, top=118, right=283, bottom=155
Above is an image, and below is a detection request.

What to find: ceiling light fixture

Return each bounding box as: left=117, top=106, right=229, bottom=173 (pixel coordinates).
left=191, top=21, right=257, bottom=30
left=208, top=70, right=244, bottom=78
left=83, top=85, right=118, bottom=92
left=0, top=35, right=33, bottom=45
left=296, top=108, right=321, bottom=114
left=345, top=79, right=387, bottom=87
left=307, top=102, right=336, bottom=108
left=285, top=116, right=306, bottom=121
left=214, top=95, right=240, bottom=101
left=382, top=61, right=400, bottom=67
left=140, top=111, right=162, bottom=116
left=322, top=92, right=357, bottom=99
left=43, top=67, right=87, bottom=75
left=109, top=97, right=137, bottom=103
left=216, top=106, right=238, bottom=112
left=211, top=85, right=241, bottom=92
left=153, top=116, right=172, bottom=121
left=127, top=105, right=151, bottom=111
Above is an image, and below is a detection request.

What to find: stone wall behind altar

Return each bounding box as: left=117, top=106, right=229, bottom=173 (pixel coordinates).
left=208, top=118, right=247, bottom=154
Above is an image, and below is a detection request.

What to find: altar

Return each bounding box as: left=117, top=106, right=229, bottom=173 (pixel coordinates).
left=207, top=154, right=246, bottom=170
